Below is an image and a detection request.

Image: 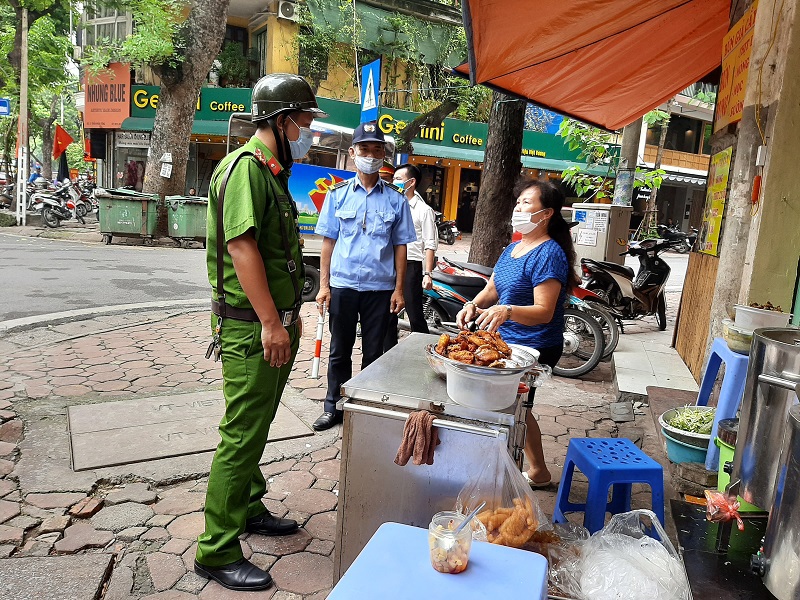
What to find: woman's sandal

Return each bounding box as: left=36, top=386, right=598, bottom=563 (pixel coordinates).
left=522, top=471, right=553, bottom=489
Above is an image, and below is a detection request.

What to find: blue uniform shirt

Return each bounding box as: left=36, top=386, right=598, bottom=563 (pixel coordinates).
left=494, top=239, right=569, bottom=349
left=315, top=177, right=417, bottom=291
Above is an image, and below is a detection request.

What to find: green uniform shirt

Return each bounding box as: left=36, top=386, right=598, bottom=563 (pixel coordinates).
left=206, top=136, right=304, bottom=312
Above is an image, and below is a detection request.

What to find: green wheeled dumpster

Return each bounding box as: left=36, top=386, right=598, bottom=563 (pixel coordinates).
left=96, top=188, right=160, bottom=245
left=166, top=195, right=208, bottom=248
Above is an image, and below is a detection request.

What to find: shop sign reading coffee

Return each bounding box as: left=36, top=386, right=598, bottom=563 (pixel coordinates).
left=130, top=86, right=251, bottom=120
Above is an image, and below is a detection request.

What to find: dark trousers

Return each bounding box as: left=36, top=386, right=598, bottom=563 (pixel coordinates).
left=526, top=343, right=563, bottom=405
left=325, top=287, right=393, bottom=414
left=384, top=260, right=428, bottom=351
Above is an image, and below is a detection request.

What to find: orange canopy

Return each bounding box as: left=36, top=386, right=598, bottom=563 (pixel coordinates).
left=457, top=0, right=730, bottom=130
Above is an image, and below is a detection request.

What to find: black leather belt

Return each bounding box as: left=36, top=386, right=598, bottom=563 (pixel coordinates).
left=211, top=300, right=301, bottom=326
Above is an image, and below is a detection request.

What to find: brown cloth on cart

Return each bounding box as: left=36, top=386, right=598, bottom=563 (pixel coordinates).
left=395, top=410, right=440, bottom=466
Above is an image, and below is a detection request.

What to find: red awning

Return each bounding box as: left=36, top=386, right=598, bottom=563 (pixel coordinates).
left=456, top=0, right=730, bottom=130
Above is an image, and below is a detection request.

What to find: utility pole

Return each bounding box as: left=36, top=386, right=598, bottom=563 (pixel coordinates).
left=16, top=8, right=28, bottom=226
left=612, top=117, right=643, bottom=206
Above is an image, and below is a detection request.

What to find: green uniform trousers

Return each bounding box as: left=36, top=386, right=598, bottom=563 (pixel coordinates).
left=195, top=316, right=299, bottom=566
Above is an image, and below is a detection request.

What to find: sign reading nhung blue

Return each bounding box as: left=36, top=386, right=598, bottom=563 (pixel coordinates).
left=0, top=98, right=10, bottom=117
left=360, top=59, right=381, bottom=123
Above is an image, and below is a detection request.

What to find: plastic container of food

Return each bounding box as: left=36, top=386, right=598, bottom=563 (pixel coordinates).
left=722, top=318, right=753, bottom=354
left=428, top=511, right=473, bottom=574
left=733, top=304, right=792, bottom=330
left=658, top=406, right=715, bottom=449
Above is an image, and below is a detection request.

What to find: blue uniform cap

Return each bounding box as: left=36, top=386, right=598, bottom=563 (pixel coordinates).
left=352, top=121, right=385, bottom=144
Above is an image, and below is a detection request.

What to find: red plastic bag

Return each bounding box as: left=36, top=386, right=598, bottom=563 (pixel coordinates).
left=704, top=490, right=744, bottom=531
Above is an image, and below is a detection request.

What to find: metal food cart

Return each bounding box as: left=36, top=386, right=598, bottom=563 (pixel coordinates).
left=333, top=333, right=530, bottom=580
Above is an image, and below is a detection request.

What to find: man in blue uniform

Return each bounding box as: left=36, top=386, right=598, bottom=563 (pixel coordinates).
left=312, top=122, right=417, bottom=431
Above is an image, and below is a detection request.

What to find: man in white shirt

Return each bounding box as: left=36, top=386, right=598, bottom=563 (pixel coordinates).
left=384, top=163, right=438, bottom=349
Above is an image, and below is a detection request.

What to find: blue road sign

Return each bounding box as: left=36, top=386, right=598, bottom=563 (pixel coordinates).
left=0, top=98, right=10, bottom=117
left=360, top=60, right=380, bottom=123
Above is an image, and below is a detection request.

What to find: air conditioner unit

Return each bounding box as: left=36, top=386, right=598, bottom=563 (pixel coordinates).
left=277, top=0, right=298, bottom=22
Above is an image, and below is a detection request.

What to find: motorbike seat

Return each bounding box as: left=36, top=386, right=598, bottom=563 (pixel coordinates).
left=431, top=271, right=487, bottom=292
left=583, top=258, right=634, bottom=279
left=444, top=259, right=493, bottom=278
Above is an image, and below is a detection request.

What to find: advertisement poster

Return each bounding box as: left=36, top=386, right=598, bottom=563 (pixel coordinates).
left=698, top=147, right=733, bottom=256
left=83, top=62, right=131, bottom=129
left=715, top=1, right=758, bottom=132
left=289, top=163, right=354, bottom=235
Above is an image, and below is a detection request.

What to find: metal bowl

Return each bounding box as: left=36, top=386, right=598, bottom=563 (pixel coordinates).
left=424, top=344, right=447, bottom=379
left=429, top=344, right=538, bottom=376
left=659, top=406, right=715, bottom=449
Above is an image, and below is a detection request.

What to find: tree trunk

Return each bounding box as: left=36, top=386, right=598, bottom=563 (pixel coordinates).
left=612, top=117, right=642, bottom=206
left=643, top=101, right=674, bottom=235
left=37, top=95, right=59, bottom=180
left=142, top=0, right=231, bottom=235
left=395, top=99, right=458, bottom=155
left=468, top=92, right=526, bottom=266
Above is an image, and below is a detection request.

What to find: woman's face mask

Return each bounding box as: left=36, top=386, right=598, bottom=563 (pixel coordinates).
left=286, top=116, right=314, bottom=159
left=511, top=208, right=548, bottom=234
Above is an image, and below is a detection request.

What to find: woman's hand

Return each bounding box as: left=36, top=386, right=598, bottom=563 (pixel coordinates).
left=475, top=304, right=510, bottom=333
left=456, top=303, right=479, bottom=329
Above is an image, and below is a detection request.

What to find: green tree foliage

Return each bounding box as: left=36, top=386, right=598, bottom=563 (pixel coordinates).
left=558, top=117, right=666, bottom=202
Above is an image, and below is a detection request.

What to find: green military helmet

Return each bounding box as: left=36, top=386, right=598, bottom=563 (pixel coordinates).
left=251, top=73, right=328, bottom=122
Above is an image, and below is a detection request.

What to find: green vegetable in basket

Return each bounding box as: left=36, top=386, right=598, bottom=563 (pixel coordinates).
left=668, top=406, right=715, bottom=434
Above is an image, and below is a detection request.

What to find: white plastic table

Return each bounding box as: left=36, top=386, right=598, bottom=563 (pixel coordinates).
left=328, top=522, right=548, bottom=600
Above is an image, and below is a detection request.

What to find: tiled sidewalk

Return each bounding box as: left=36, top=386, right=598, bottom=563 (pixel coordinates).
left=0, top=303, right=642, bottom=599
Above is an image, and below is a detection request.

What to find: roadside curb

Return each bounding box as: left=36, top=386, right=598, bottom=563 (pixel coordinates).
left=0, top=299, right=209, bottom=334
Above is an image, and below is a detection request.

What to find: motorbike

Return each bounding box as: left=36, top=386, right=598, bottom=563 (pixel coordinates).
left=424, top=258, right=606, bottom=378
left=30, top=181, right=87, bottom=227
left=656, top=223, right=698, bottom=253
left=434, top=211, right=459, bottom=245
left=580, top=238, right=683, bottom=331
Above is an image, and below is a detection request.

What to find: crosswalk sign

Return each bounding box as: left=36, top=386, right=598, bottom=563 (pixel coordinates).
left=360, top=60, right=380, bottom=123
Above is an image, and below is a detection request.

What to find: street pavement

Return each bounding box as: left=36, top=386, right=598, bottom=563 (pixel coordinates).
left=0, top=224, right=671, bottom=599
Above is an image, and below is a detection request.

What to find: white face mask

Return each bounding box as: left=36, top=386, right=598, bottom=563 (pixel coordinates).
left=353, top=155, right=383, bottom=174
left=512, top=209, right=547, bottom=234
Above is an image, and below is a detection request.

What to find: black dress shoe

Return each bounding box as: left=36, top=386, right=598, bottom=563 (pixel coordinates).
left=246, top=510, right=298, bottom=536
left=194, top=558, right=273, bottom=591
left=313, top=411, right=343, bottom=431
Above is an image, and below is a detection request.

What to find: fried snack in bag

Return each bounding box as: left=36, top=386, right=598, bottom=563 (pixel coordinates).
left=704, top=490, right=745, bottom=532
left=455, top=444, right=550, bottom=549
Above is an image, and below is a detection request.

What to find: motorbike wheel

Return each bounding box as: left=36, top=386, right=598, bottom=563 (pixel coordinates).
left=580, top=301, right=620, bottom=360
left=656, top=293, right=667, bottom=331
left=76, top=203, right=88, bottom=218
left=440, top=228, right=455, bottom=245
left=422, top=300, right=449, bottom=332
left=553, top=307, right=605, bottom=378
left=302, top=265, right=320, bottom=303
left=41, top=206, right=61, bottom=228
left=0, top=193, right=11, bottom=209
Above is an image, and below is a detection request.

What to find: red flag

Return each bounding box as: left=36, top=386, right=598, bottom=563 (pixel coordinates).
left=53, top=124, right=74, bottom=159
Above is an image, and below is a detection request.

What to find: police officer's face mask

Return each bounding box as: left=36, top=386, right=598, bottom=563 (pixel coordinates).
left=286, top=116, right=314, bottom=159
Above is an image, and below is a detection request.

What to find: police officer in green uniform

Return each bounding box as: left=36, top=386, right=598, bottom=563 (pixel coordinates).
left=194, top=74, right=327, bottom=592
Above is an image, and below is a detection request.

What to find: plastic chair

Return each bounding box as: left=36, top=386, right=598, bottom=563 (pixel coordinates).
left=553, top=438, right=665, bottom=534
left=695, top=337, right=750, bottom=470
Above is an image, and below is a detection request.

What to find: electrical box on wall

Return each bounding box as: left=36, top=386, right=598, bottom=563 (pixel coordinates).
left=571, top=203, right=633, bottom=266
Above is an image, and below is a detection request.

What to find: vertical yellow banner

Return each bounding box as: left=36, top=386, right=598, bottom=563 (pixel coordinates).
left=699, top=147, right=733, bottom=256
left=715, top=2, right=758, bottom=132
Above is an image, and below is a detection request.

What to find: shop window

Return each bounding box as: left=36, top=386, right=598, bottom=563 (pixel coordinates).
left=225, top=25, right=247, bottom=54
left=255, top=29, right=268, bottom=77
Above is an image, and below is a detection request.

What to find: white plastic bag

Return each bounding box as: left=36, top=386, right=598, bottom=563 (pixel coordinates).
left=577, top=510, right=689, bottom=600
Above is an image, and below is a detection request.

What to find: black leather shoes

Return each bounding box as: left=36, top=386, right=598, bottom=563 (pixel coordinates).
left=313, top=411, right=343, bottom=431
left=245, top=511, right=298, bottom=536
left=194, top=558, right=273, bottom=591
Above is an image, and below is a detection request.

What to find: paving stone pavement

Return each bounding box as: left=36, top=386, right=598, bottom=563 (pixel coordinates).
left=0, top=302, right=663, bottom=599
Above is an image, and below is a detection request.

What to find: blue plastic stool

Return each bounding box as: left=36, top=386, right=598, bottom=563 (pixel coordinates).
left=553, top=438, right=665, bottom=533
left=696, top=337, right=749, bottom=470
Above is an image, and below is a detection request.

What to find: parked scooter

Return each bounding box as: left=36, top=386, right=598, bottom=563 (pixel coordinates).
left=30, top=180, right=87, bottom=227
left=580, top=238, right=683, bottom=331
left=434, top=211, right=459, bottom=245
left=423, top=260, right=606, bottom=378
left=656, top=223, right=697, bottom=253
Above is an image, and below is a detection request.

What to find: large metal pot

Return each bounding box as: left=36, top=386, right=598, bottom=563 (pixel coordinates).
left=756, top=402, right=800, bottom=600
left=731, top=328, right=800, bottom=510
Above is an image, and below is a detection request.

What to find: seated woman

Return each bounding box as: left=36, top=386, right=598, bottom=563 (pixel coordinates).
left=457, top=178, right=577, bottom=487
